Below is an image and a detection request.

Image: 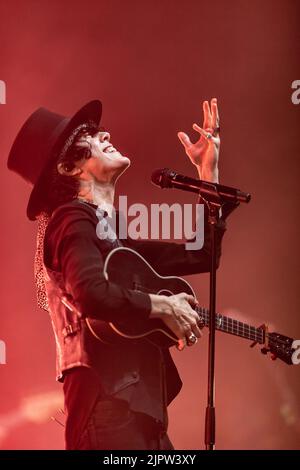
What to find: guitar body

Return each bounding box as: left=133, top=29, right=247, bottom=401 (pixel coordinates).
left=86, top=247, right=195, bottom=348
left=83, top=247, right=295, bottom=364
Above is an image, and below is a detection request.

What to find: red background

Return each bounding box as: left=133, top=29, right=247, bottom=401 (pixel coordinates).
left=0, top=0, right=299, bottom=449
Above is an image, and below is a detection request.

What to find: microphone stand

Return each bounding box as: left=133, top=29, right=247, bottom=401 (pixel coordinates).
left=150, top=168, right=249, bottom=449
left=204, top=199, right=221, bottom=450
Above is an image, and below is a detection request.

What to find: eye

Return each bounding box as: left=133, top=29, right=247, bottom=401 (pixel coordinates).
left=90, top=126, right=106, bottom=137
left=71, top=143, right=92, bottom=161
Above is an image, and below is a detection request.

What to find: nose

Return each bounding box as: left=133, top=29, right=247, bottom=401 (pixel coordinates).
left=99, top=131, right=110, bottom=142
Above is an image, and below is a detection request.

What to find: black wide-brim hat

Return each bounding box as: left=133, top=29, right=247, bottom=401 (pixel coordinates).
left=7, top=100, right=102, bottom=220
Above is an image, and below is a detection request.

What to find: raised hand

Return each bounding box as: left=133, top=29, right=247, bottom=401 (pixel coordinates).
left=178, top=98, right=220, bottom=183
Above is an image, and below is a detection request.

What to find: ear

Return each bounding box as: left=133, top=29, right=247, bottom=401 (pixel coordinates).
left=57, top=162, right=82, bottom=176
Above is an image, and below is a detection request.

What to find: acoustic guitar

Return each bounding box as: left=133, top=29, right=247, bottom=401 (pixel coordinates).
left=62, top=247, right=296, bottom=365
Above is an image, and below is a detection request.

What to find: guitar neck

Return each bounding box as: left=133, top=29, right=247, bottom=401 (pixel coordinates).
left=197, top=306, right=265, bottom=344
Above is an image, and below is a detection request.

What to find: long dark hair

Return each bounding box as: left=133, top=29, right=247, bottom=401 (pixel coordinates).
left=42, top=122, right=103, bottom=216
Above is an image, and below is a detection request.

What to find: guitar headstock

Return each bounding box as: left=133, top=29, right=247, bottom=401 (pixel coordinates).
left=264, top=332, right=295, bottom=365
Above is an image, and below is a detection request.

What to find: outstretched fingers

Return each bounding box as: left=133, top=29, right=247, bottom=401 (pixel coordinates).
left=177, top=131, right=192, bottom=150
left=192, top=123, right=213, bottom=142
left=211, top=98, right=220, bottom=130
left=203, top=100, right=212, bottom=129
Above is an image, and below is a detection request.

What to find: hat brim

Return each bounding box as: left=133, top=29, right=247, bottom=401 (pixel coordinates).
left=27, top=100, right=102, bottom=220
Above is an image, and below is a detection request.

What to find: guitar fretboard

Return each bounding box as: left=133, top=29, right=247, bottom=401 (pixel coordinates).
left=197, top=306, right=265, bottom=344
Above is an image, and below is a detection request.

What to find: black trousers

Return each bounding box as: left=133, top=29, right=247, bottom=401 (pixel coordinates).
left=72, top=397, right=174, bottom=450
left=64, top=367, right=174, bottom=450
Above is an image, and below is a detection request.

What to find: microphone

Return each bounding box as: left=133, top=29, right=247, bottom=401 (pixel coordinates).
left=151, top=168, right=251, bottom=204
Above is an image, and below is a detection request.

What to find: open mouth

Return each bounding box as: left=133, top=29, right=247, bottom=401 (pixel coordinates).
left=103, top=145, right=117, bottom=153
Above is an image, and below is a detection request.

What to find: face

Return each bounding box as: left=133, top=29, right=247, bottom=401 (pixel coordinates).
left=72, top=130, right=130, bottom=183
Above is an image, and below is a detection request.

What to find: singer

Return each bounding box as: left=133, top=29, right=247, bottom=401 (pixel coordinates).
left=7, top=97, right=235, bottom=450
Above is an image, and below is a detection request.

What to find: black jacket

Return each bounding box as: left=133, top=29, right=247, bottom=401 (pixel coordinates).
left=43, top=199, right=230, bottom=424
